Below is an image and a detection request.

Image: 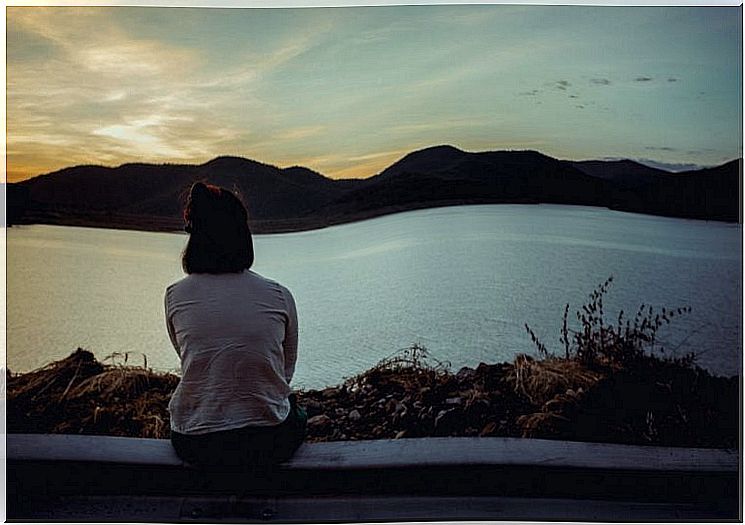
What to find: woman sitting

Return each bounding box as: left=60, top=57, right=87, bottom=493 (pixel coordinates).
left=165, top=181, right=306, bottom=468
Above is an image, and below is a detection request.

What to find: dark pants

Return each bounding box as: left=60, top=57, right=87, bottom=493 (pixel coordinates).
left=171, top=394, right=307, bottom=470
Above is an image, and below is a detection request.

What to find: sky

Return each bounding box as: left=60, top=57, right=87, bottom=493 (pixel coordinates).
left=5, top=4, right=743, bottom=182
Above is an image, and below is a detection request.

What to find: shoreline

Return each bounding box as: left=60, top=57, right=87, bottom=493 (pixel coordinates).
left=10, top=199, right=741, bottom=236
left=7, top=347, right=738, bottom=449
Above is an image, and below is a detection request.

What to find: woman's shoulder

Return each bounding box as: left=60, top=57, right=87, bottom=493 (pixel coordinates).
left=166, top=270, right=292, bottom=297
left=245, top=270, right=292, bottom=294
left=165, top=274, right=193, bottom=302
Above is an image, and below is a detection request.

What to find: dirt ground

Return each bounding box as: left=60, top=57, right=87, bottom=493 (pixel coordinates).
left=6, top=346, right=738, bottom=448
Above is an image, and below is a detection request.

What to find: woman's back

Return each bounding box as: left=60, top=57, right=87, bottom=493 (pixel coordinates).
left=166, top=269, right=298, bottom=435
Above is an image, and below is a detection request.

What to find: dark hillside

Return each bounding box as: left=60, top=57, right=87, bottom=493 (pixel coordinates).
left=635, top=160, right=741, bottom=221
left=12, top=157, right=365, bottom=231
left=7, top=147, right=741, bottom=232
left=320, top=149, right=616, bottom=219
left=376, top=145, right=469, bottom=179
left=571, top=160, right=670, bottom=187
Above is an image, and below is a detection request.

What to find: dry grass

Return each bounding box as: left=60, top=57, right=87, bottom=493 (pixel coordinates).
left=7, top=348, right=178, bottom=439
left=6, top=341, right=737, bottom=448
left=344, top=343, right=451, bottom=392
left=507, top=353, right=605, bottom=438
left=509, top=354, right=604, bottom=406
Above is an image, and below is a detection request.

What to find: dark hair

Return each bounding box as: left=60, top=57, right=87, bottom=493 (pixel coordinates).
left=181, top=182, right=255, bottom=274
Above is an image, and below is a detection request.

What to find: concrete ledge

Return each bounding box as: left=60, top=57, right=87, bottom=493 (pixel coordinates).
left=7, top=434, right=740, bottom=521
left=7, top=433, right=737, bottom=472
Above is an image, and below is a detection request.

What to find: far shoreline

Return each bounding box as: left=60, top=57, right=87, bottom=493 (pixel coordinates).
left=9, top=199, right=741, bottom=236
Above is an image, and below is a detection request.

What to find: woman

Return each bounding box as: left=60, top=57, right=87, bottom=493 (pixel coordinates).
left=165, top=181, right=306, bottom=468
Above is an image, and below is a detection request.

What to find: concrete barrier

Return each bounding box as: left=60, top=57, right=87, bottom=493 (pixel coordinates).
left=7, top=433, right=740, bottom=521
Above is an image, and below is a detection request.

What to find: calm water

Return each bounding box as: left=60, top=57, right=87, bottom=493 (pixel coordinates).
left=7, top=205, right=742, bottom=388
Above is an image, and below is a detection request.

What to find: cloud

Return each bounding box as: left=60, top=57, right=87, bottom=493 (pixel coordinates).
left=686, top=148, right=718, bottom=155
left=296, top=148, right=413, bottom=179
left=7, top=7, right=339, bottom=177
left=347, top=150, right=409, bottom=162
left=633, top=158, right=708, bottom=172
left=274, top=126, right=326, bottom=141
left=554, top=80, right=571, bottom=91
left=389, top=118, right=488, bottom=135
left=590, top=78, right=611, bottom=85
left=645, top=146, right=678, bottom=152
left=518, top=89, right=540, bottom=96
left=634, top=76, right=653, bottom=82
left=667, top=77, right=678, bottom=82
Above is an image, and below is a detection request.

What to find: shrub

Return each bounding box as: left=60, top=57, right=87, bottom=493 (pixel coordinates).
left=525, top=276, right=693, bottom=368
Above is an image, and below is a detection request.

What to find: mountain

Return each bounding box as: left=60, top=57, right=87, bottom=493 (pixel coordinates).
left=571, top=160, right=671, bottom=188
left=572, top=158, right=741, bottom=221
left=9, top=156, right=366, bottom=232
left=317, top=146, right=616, bottom=218
left=6, top=147, right=741, bottom=233
left=624, top=160, right=741, bottom=221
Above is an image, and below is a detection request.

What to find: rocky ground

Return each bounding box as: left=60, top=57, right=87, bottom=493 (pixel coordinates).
left=6, top=346, right=738, bottom=449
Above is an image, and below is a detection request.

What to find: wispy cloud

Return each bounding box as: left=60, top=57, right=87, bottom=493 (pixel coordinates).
left=645, top=146, right=678, bottom=152
left=590, top=78, right=611, bottom=85
left=274, top=126, right=326, bottom=141
left=634, top=76, right=653, bottom=82
left=347, top=149, right=411, bottom=163
left=633, top=158, right=708, bottom=172
left=293, top=148, right=413, bottom=179
left=389, top=118, right=487, bottom=135
left=7, top=7, right=336, bottom=179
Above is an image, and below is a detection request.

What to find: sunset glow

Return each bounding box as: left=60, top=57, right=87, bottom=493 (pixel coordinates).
left=6, top=4, right=742, bottom=181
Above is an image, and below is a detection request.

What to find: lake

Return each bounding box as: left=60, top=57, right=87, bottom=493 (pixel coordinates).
left=7, top=204, right=742, bottom=389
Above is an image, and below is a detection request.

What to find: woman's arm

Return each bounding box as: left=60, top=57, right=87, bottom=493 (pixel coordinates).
left=282, top=287, right=298, bottom=384
left=164, top=288, right=181, bottom=358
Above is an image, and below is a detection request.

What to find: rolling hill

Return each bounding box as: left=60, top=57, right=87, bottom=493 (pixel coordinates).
left=6, top=146, right=741, bottom=233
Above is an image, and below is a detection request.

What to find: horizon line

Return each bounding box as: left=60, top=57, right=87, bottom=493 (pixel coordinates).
left=8, top=144, right=740, bottom=183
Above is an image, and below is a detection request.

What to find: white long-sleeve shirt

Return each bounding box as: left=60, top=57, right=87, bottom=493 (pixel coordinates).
left=165, top=270, right=298, bottom=435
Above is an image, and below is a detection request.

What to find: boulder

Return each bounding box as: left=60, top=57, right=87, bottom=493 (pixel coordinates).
left=308, top=414, right=332, bottom=429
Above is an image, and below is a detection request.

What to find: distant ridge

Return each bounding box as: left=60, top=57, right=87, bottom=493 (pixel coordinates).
left=7, top=147, right=741, bottom=233
left=571, top=160, right=671, bottom=187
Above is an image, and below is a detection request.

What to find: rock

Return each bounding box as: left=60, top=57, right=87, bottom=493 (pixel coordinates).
left=465, top=399, right=491, bottom=422
left=334, top=408, right=346, bottom=417
left=303, top=399, right=323, bottom=416
left=445, top=397, right=462, bottom=405
left=307, top=414, right=332, bottom=428
left=392, top=404, right=409, bottom=425
left=395, top=430, right=407, bottom=439
left=480, top=421, right=497, bottom=436
left=456, top=366, right=476, bottom=382
left=434, top=407, right=463, bottom=436
left=321, top=388, right=337, bottom=399
left=349, top=409, right=362, bottom=421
